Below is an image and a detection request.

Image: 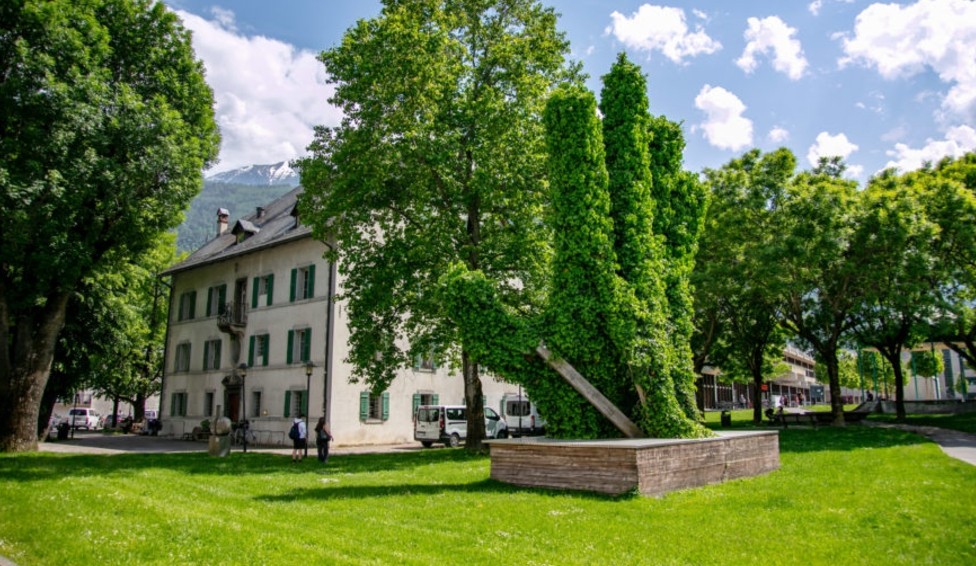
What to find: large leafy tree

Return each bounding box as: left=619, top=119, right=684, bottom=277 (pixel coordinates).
left=299, top=0, right=578, bottom=450
left=850, top=171, right=943, bottom=419
left=771, top=159, right=862, bottom=425
left=0, top=0, right=219, bottom=452
left=698, top=149, right=795, bottom=423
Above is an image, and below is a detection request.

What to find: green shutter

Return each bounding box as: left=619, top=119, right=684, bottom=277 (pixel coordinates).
left=413, top=354, right=420, bottom=370
left=218, top=285, right=227, bottom=314
left=290, top=268, right=297, bottom=302
left=302, top=329, right=311, bottom=362
left=360, top=392, right=369, bottom=421
left=178, top=294, right=185, bottom=321
left=307, top=264, right=316, bottom=298
left=206, top=287, right=213, bottom=316
left=262, top=334, right=270, bottom=367
left=203, top=341, right=210, bottom=369
left=170, top=393, right=177, bottom=416
left=287, top=330, right=294, bottom=364
left=432, top=394, right=439, bottom=405
left=284, top=393, right=291, bottom=418
left=266, top=274, right=274, bottom=306
left=301, top=391, right=308, bottom=416
left=412, top=393, right=421, bottom=416
left=248, top=336, right=255, bottom=367
left=214, top=340, right=221, bottom=369
left=252, top=277, right=259, bottom=308
left=381, top=391, right=390, bottom=421
left=189, top=291, right=196, bottom=319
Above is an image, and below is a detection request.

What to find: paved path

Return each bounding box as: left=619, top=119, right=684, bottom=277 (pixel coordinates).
left=863, top=422, right=976, bottom=466
left=38, top=430, right=423, bottom=457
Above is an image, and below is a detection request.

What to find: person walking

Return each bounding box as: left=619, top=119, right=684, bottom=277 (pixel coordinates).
left=291, top=414, right=307, bottom=463
left=314, top=417, right=332, bottom=463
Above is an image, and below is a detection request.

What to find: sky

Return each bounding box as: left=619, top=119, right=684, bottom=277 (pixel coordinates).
left=164, top=0, right=976, bottom=184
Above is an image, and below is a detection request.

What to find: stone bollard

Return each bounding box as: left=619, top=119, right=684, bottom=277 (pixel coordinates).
left=208, top=416, right=233, bottom=457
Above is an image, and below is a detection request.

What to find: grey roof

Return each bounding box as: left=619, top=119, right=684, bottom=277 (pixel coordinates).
left=162, top=186, right=313, bottom=276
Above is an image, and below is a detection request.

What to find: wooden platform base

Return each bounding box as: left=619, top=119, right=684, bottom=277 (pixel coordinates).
left=487, top=430, right=779, bottom=497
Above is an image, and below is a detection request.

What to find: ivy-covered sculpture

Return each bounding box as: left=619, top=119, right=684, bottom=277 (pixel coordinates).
left=441, top=54, right=710, bottom=439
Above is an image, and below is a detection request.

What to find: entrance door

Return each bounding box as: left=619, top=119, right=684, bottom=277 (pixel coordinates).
left=226, top=390, right=241, bottom=422
left=234, top=278, right=247, bottom=323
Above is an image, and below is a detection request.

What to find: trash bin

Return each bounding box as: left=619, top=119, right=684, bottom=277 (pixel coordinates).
left=56, top=422, right=70, bottom=440
left=720, top=410, right=731, bottom=427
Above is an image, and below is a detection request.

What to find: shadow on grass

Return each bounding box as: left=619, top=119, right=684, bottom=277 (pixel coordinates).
left=0, top=447, right=485, bottom=483
left=254, top=477, right=628, bottom=503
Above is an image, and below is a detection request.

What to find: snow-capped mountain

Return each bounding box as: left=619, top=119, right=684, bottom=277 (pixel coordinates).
left=205, top=161, right=300, bottom=186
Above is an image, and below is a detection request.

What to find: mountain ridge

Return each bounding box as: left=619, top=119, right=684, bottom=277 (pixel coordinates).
left=205, top=161, right=300, bottom=186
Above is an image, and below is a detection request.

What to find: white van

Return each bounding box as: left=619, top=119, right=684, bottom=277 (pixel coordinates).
left=499, top=393, right=545, bottom=436
left=414, top=405, right=508, bottom=448
left=66, top=408, right=100, bottom=430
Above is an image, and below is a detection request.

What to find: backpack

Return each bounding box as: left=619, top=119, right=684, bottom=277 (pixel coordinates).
left=288, top=421, right=300, bottom=440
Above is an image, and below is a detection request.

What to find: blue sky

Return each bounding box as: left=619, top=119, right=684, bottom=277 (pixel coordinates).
left=165, top=0, right=976, bottom=183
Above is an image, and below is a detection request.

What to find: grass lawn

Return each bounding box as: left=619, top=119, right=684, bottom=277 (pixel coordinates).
left=2, top=426, right=975, bottom=565
left=867, top=412, right=976, bottom=435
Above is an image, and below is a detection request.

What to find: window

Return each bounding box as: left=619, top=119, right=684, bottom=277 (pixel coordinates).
left=252, top=274, right=274, bottom=308
left=206, top=284, right=227, bottom=317
left=248, top=334, right=270, bottom=367
left=203, top=338, right=222, bottom=371
left=360, top=391, right=390, bottom=421
left=290, top=265, right=315, bottom=301
left=414, top=350, right=437, bottom=372
left=204, top=392, right=215, bottom=417
left=178, top=291, right=196, bottom=321
left=412, top=392, right=439, bottom=416
left=287, top=328, right=311, bottom=364
left=252, top=391, right=262, bottom=418
left=283, top=390, right=308, bottom=418
left=175, top=343, right=191, bottom=372
left=170, top=392, right=188, bottom=417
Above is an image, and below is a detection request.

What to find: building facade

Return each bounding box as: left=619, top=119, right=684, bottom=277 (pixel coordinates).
left=159, top=188, right=515, bottom=446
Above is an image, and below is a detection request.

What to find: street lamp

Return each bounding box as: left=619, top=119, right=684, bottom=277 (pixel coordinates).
left=238, top=363, right=248, bottom=453
left=304, top=360, right=315, bottom=458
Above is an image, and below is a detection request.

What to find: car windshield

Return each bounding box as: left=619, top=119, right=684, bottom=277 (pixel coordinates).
left=69, top=409, right=86, bottom=416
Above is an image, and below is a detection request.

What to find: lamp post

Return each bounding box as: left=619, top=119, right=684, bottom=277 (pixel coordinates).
left=238, top=363, right=248, bottom=453
left=304, top=360, right=315, bottom=458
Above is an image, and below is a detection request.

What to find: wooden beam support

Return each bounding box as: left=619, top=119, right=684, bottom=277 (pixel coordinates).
left=536, top=344, right=645, bottom=438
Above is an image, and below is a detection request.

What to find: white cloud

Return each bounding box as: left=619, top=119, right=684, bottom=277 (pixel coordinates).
left=606, top=5, right=721, bottom=64
left=175, top=9, right=341, bottom=173
left=694, top=85, right=753, bottom=151
left=838, top=0, right=976, bottom=121
left=807, top=131, right=859, bottom=167
left=768, top=126, right=790, bottom=143
left=736, top=16, right=808, bottom=80
left=808, top=1, right=823, bottom=16
left=883, top=125, right=976, bottom=171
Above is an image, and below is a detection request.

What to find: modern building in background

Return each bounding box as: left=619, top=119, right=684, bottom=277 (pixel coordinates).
left=159, top=188, right=514, bottom=446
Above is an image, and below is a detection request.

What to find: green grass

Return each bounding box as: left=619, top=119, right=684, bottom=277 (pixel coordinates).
left=2, top=426, right=975, bottom=565
left=867, top=411, right=976, bottom=434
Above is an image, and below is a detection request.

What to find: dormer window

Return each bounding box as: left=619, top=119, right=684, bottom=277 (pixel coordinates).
left=231, top=219, right=260, bottom=243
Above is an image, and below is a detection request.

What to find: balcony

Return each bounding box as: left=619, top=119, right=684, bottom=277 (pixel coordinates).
left=217, top=302, right=247, bottom=333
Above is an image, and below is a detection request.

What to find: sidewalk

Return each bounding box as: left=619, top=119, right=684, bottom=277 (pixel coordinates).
left=863, top=421, right=976, bottom=466
left=38, top=430, right=423, bottom=457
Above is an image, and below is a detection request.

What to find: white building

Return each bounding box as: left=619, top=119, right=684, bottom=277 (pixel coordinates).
left=159, top=188, right=514, bottom=446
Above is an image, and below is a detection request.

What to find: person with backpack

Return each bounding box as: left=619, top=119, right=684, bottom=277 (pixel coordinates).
left=314, top=416, right=332, bottom=464
left=289, top=414, right=307, bottom=462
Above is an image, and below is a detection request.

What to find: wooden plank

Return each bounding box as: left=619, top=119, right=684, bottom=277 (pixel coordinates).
left=536, top=344, right=645, bottom=438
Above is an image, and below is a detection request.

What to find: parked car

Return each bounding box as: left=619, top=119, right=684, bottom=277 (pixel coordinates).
left=499, top=393, right=546, bottom=436
left=46, top=414, right=64, bottom=439
left=414, top=405, right=508, bottom=448
left=98, top=413, right=126, bottom=429
left=66, top=408, right=100, bottom=430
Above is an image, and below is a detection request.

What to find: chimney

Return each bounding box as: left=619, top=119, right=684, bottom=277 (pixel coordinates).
left=217, top=208, right=230, bottom=235
left=256, top=206, right=265, bottom=219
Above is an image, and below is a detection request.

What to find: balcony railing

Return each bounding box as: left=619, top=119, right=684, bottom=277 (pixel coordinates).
left=217, top=302, right=247, bottom=330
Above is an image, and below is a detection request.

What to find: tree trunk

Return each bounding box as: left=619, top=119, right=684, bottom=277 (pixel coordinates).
left=462, top=350, right=486, bottom=452
left=0, top=293, right=71, bottom=452
left=823, top=353, right=846, bottom=426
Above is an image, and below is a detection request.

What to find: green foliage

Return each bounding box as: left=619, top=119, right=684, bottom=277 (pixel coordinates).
left=0, top=0, right=219, bottom=451
left=298, top=0, right=579, bottom=448
left=910, top=349, right=943, bottom=378
left=697, top=149, right=794, bottom=421
left=541, top=84, right=626, bottom=438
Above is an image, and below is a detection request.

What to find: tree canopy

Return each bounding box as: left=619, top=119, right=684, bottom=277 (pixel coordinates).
left=299, top=0, right=579, bottom=450
left=0, top=0, right=218, bottom=451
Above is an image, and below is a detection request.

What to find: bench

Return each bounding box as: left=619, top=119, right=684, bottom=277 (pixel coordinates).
left=767, top=410, right=818, bottom=428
